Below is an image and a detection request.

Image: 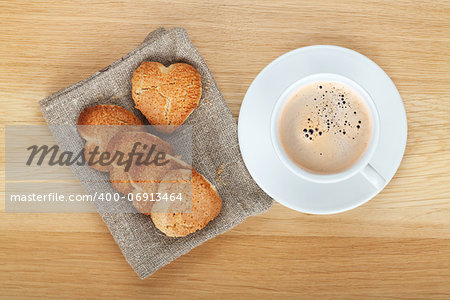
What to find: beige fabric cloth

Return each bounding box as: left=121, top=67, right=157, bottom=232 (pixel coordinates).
left=39, top=27, right=273, bottom=279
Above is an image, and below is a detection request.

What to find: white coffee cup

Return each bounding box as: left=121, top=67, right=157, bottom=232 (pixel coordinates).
left=271, top=73, right=385, bottom=188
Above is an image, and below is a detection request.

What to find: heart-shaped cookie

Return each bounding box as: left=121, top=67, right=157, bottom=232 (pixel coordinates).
left=77, top=105, right=144, bottom=172
left=131, top=62, right=202, bottom=134
left=151, top=168, right=222, bottom=237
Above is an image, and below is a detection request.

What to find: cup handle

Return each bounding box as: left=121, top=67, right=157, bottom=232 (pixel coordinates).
left=360, top=163, right=385, bottom=190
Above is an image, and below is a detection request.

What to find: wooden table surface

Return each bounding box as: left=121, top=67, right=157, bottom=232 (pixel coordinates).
left=1, top=1, right=449, bottom=299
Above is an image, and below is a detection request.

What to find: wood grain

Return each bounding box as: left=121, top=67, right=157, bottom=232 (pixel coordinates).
left=0, top=0, right=449, bottom=298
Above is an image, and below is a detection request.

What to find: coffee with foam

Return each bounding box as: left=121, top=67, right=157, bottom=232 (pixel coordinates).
left=277, top=81, right=373, bottom=174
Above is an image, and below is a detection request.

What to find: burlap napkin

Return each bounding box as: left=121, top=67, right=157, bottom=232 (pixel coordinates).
left=39, top=27, right=273, bottom=279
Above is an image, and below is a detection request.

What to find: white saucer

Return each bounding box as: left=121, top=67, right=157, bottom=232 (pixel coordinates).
left=238, top=45, right=407, bottom=214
